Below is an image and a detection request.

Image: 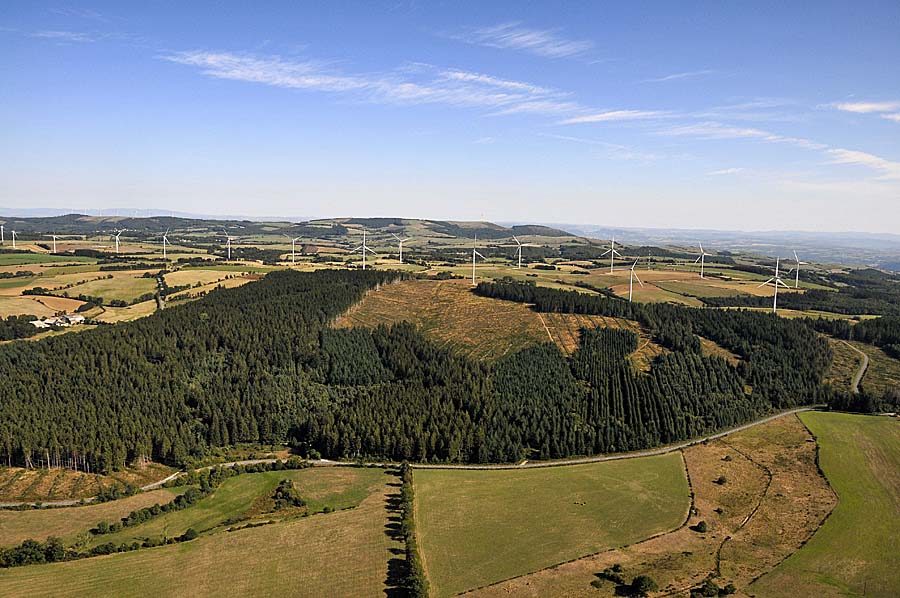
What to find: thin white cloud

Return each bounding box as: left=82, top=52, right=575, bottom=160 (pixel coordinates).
left=827, top=148, right=900, bottom=180
left=833, top=101, right=900, bottom=114
left=473, top=137, right=495, bottom=144
left=453, top=22, right=593, bottom=59
left=643, top=69, right=718, bottom=83
left=31, top=30, right=96, bottom=43
left=439, top=69, right=554, bottom=95
left=658, top=121, right=827, bottom=150
left=560, top=110, right=669, bottom=124
left=163, top=51, right=584, bottom=117
left=708, top=168, right=744, bottom=176
left=880, top=113, right=900, bottom=123
left=538, top=133, right=661, bottom=161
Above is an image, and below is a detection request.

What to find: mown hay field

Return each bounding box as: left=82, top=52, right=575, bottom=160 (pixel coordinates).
left=414, top=453, right=690, bottom=597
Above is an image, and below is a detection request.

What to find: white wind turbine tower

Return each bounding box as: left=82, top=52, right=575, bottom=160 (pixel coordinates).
left=11, top=230, right=16, bottom=249
left=601, top=238, right=623, bottom=273
left=1, top=225, right=4, bottom=244
left=114, top=229, right=126, bottom=255
left=161, top=229, right=170, bottom=264
left=471, top=235, right=486, bottom=286
left=45, top=234, right=59, bottom=253
left=223, top=230, right=234, bottom=260
left=350, top=228, right=377, bottom=270
left=391, top=233, right=410, bottom=264
left=791, top=250, right=807, bottom=289
left=629, top=259, right=644, bottom=302
left=694, top=242, right=712, bottom=279
left=758, top=257, right=791, bottom=314
left=284, top=234, right=302, bottom=264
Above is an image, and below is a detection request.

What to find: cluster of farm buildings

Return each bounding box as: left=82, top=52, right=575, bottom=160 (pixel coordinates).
left=29, top=314, right=86, bottom=328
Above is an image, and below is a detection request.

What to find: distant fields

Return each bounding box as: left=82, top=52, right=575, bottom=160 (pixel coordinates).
left=0, top=469, right=401, bottom=598
left=752, top=412, right=900, bottom=597
left=414, top=453, right=690, bottom=597
left=851, top=340, right=900, bottom=397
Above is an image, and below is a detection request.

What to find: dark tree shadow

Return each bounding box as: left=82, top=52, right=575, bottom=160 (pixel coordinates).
left=384, top=471, right=409, bottom=596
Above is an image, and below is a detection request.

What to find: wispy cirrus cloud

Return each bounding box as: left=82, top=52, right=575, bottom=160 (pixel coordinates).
left=30, top=30, right=97, bottom=43
left=538, top=133, right=661, bottom=161
left=162, top=51, right=584, bottom=116
left=826, top=148, right=900, bottom=180
left=560, top=110, right=669, bottom=124
left=451, top=22, right=593, bottom=59
left=881, top=113, right=900, bottom=123
left=657, top=121, right=827, bottom=150
left=832, top=100, right=900, bottom=114
left=642, top=69, right=718, bottom=83
left=707, top=168, right=744, bottom=176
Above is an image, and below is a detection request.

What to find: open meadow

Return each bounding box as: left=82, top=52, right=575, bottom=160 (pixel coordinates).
left=414, top=452, right=690, bottom=597
left=751, top=412, right=900, bottom=598
left=0, top=467, right=403, bottom=598
left=468, top=414, right=836, bottom=597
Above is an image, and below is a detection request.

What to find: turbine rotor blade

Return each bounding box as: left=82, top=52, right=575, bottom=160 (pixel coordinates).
left=758, top=277, right=775, bottom=287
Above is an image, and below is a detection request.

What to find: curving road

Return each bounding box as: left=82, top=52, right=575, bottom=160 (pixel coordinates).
left=0, top=407, right=817, bottom=508
left=841, top=340, right=869, bottom=394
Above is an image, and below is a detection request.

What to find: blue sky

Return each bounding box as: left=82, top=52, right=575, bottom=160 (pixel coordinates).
left=2, top=2, right=899, bottom=232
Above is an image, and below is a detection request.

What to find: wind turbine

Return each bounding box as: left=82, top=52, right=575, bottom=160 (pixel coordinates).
left=350, top=228, right=377, bottom=270
left=1, top=225, right=4, bottom=244
left=694, top=242, right=712, bottom=279
left=758, top=257, right=791, bottom=314
left=507, top=236, right=537, bottom=269
left=629, top=259, right=644, bottom=302
left=161, top=229, right=170, bottom=264
left=223, top=230, right=233, bottom=260
left=391, top=233, right=411, bottom=264
left=791, top=250, right=807, bottom=289
left=601, top=238, right=623, bottom=273
left=114, top=229, right=126, bottom=254
left=471, top=235, right=486, bottom=286
left=11, top=230, right=16, bottom=249
left=284, top=234, right=302, bottom=264
left=45, top=234, right=59, bottom=254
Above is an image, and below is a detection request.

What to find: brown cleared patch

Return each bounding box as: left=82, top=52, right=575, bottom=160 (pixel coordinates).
left=0, top=463, right=176, bottom=503
left=335, top=278, right=552, bottom=361
left=698, top=335, right=741, bottom=366
left=824, top=337, right=861, bottom=394
left=466, top=414, right=833, bottom=598
left=541, top=312, right=667, bottom=372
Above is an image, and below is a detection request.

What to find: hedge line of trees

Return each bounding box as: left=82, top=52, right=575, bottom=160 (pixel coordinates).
left=400, top=463, right=428, bottom=597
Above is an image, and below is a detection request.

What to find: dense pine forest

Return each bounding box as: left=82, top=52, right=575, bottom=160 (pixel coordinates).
left=0, top=271, right=842, bottom=472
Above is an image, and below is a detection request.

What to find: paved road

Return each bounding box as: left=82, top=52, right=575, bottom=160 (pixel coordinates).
left=0, top=407, right=815, bottom=508
left=841, top=340, right=869, bottom=394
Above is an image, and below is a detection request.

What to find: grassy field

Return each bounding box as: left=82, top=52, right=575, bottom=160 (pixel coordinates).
left=0, top=463, right=175, bottom=503
left=335, top=278, right=553, bottom=361
left=0, top=254, right=94, bottom=266
left=0, top=489, right=181, bottom=547
left=414, top=453, right=690, bottom=597
left=0, top=469, right=402, bottom=598
left=752, top=412, right=900, bottom=598
left=470, top=414, right=835, bottom=598
left=86, top=466, right=386, bottom=549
